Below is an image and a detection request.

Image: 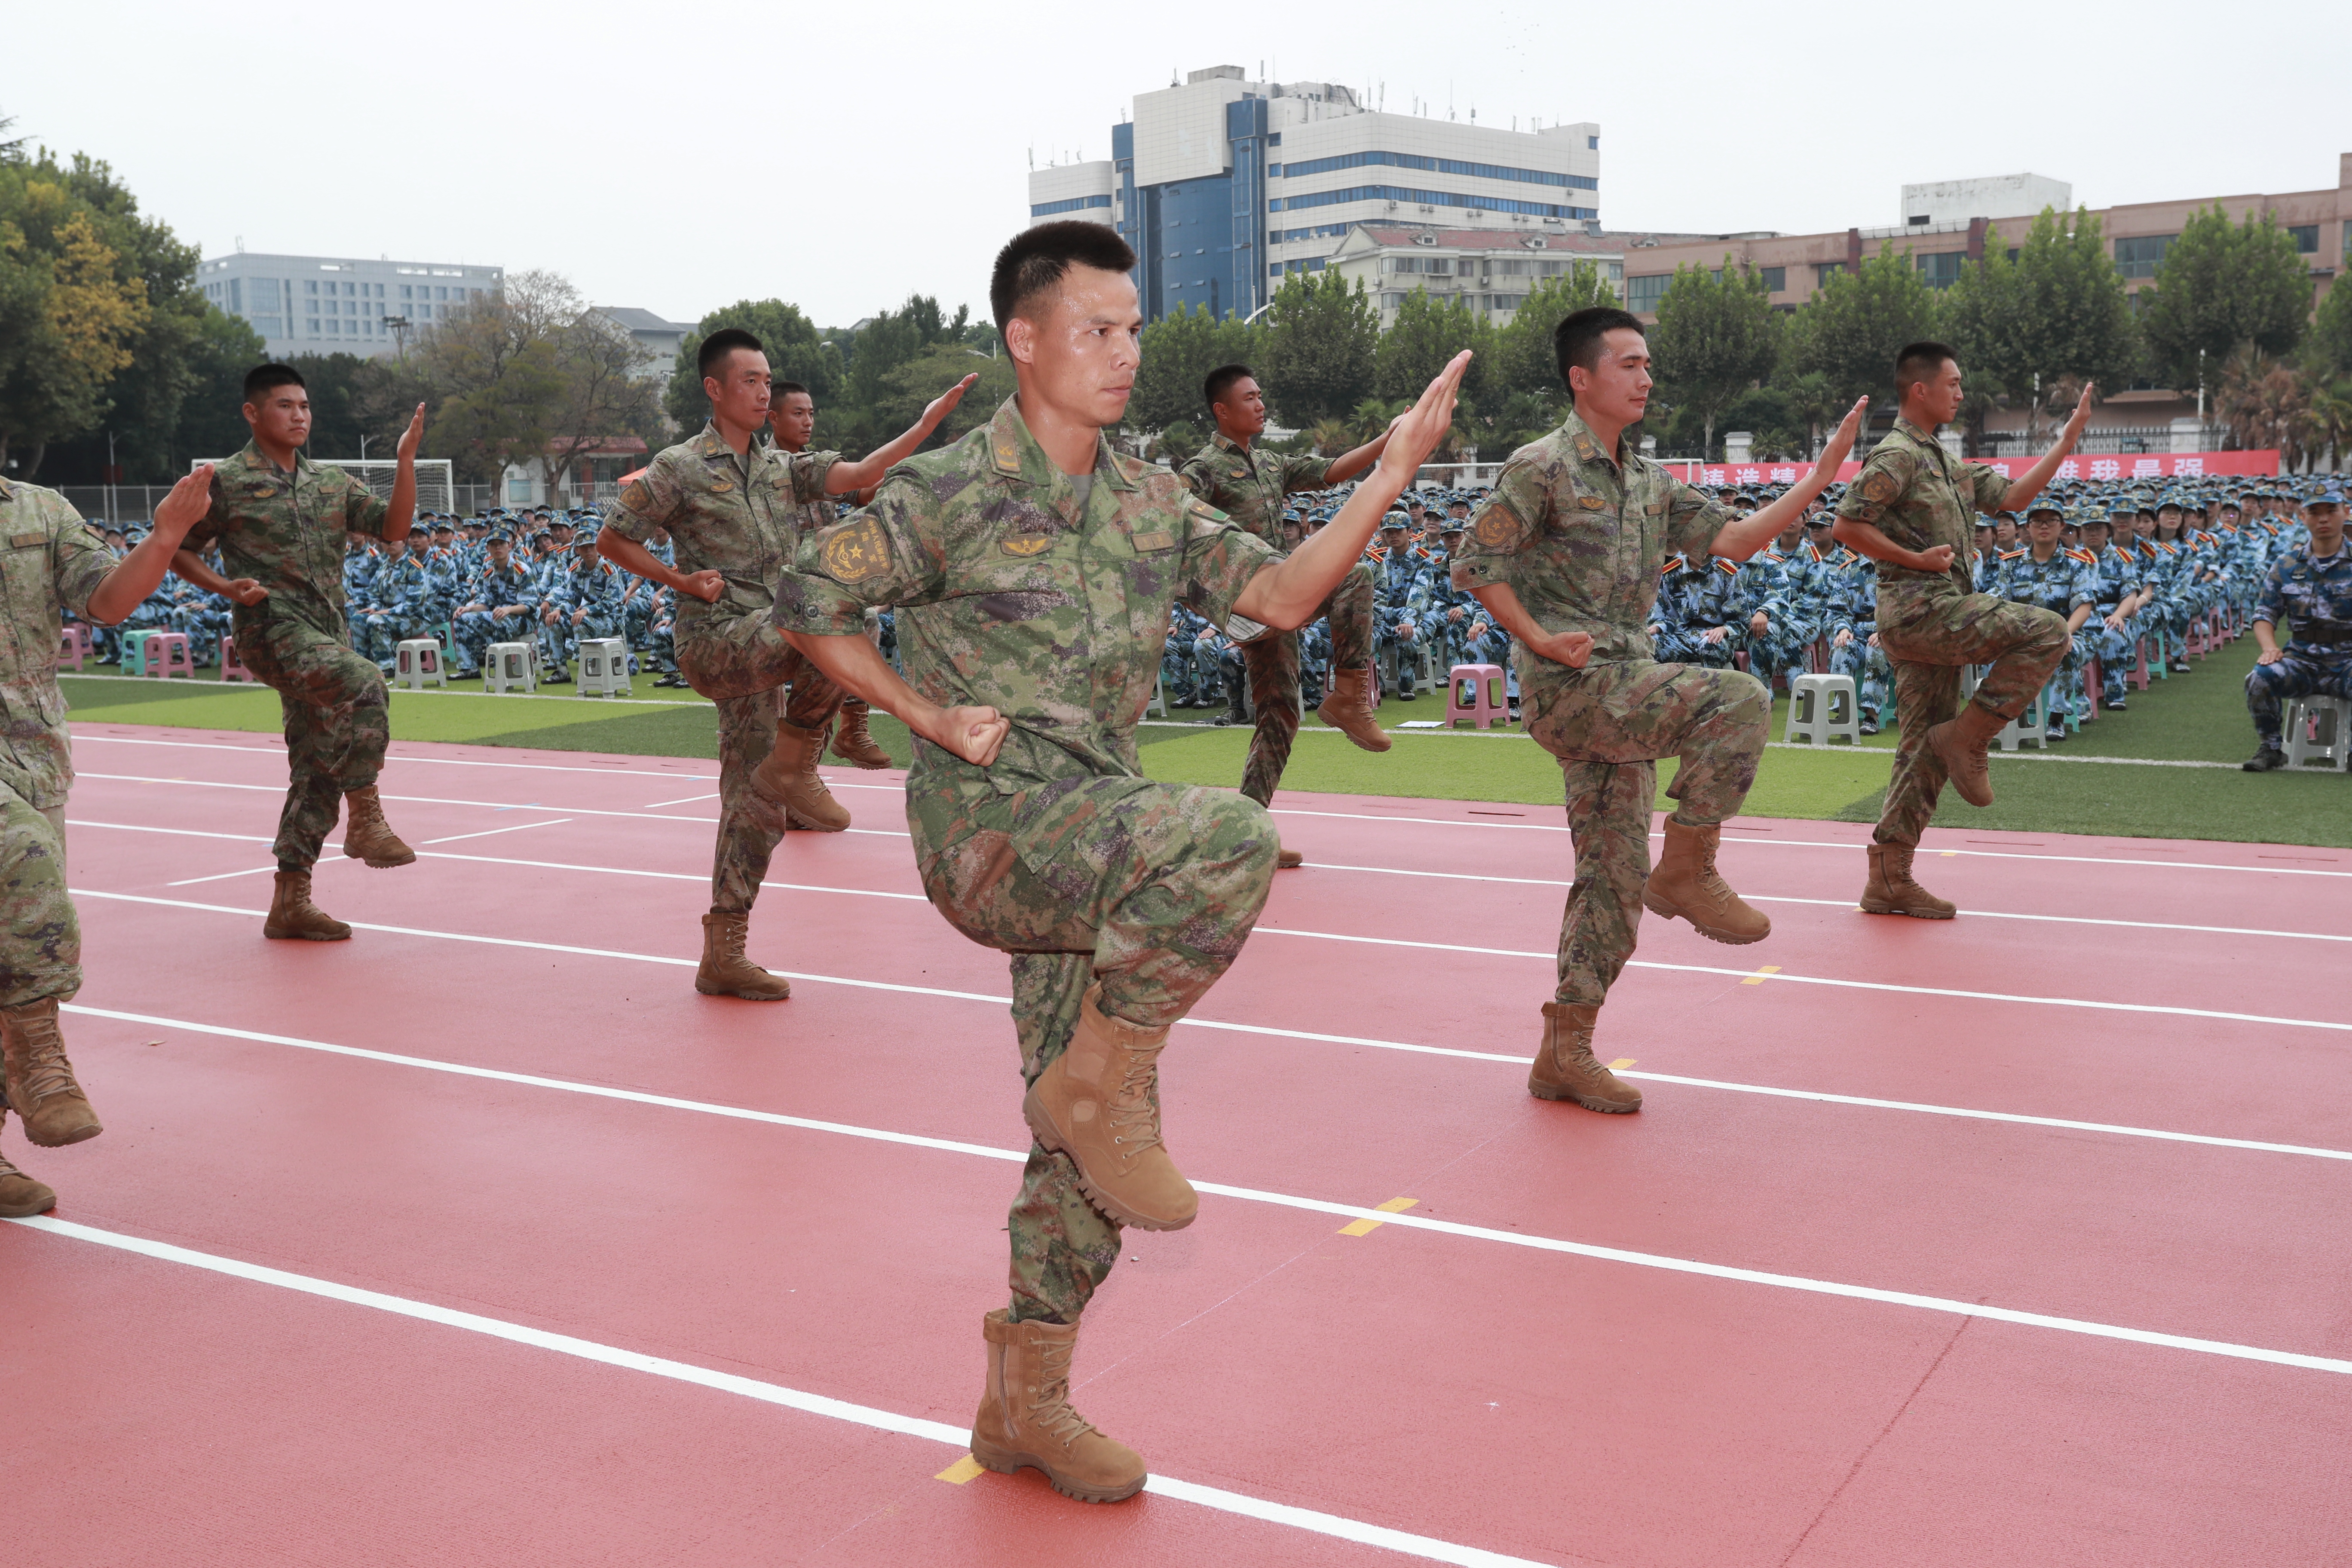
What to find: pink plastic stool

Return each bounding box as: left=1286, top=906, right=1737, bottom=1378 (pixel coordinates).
left=58, top=624, right=90, bottom=671
left=141, top=630, right=195, bottom=679
left=1446, top=663, right=1510, bottom=730
left=220, top=633, right=260, bottom=683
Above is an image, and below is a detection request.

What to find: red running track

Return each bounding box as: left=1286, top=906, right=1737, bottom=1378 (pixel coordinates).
left=6, top=721, right=2351, bottom=1567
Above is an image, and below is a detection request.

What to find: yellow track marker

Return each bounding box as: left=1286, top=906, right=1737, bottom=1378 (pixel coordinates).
left=1941, top=850, right=1957, bottom=857
left=1740, top=965, right=1783, bottom=986
left=1338, top=1196, right=1419, bottom=1237
left=936, top=1454, right=986, bottom=1484
left=1608, top=1058, right=1636, bottom=1070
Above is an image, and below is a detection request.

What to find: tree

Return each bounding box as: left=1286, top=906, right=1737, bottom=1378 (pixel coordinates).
left=0, top=154, right=156, bottom=478
left=1791, top=242, right=1941, bottom=406
left=2141, top=203, right=2314, bottom=393
left=1648, top=259, right=1780, bottom=461
left=872, top=340, right=1017, bottom=453
left=1375, top=287, right=1491, bottom=404
left=1254, top=270, right=1377, bottom=427
left=1128, top=303, right=1255, bottom=436
left=1946, top=209, right=2138, bottom=447
left=166, top=305, right=268, bottom=467
left=1491, top=262, right=1620, bottom=405
left=2216, top=347, right=2313, bottom=469
left=2309, top=278, right=2352, bottom=379
left=664, top=298, right=842, bottom=435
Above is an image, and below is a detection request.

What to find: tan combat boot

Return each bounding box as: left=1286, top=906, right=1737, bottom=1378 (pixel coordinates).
left=1859, top=844, right=1957, bottom=919
left=1526, top=1002, right=1642, bottom=1112
left=265, top=871, right=352, bottom=940
left=1642, top=818, right=1772, bottom=945
left=827, top=700, right=892, bottom=770
left=340, top=785, right=416, bottom=867
left=1022, top=985, right=1197, bottom=1231
left=971, top=1309, right=1146, bottom=1503
left=1275, top=842, right=1304, bottom=869
left=0, top=1109, right=58, bottom=1218
left=749, top=720, right=851, bottom=831
left=1926, top=703, right=2009, bottom=808
left=1315, top=666, right=1392, bottom=753
left=0, top=999, right=102, bottom=1147
left=695, top=911, right=791, bottom=1000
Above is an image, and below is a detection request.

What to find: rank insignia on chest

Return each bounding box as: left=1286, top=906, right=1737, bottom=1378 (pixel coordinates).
left=1577, top=493, right=1607, bottom=510
left=998, top=532, right=1056, bottom=557
left=8, top=532, right=42, bottom=549
left=821, top=518, right=892, bottom=582
left=1130, top=530, right=1174, bottom=552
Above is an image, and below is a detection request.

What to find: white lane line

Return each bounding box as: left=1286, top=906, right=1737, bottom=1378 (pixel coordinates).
left=2, top=1216, right=1549, bottom=1568
left=421, top=818, right=572, bottom=846
left=40, top=1011, right=2352, bottom=1381
left=71, top=732, right=898, bottom=791
left=643, top=793, right=720, bottom=808
left=166, top=865, right=282, bottom=887
left=1247, top=926, right=2352, bottom=1035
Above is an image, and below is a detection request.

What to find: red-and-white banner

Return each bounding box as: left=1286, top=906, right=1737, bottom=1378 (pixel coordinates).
left=1659, top=450, right=2280, bottom=487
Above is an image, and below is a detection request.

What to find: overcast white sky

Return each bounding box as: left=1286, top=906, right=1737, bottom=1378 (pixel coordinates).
left=12, top=1, right=2346, bottom=331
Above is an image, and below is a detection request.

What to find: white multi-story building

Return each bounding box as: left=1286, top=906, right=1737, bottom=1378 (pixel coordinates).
left=1900, top=174, right=2071, bottom=229
left=1027, top=65, right=1599, bottom=322
left=196, top=251, right=504, bottom=360
left=1324, top=224, right=1626, bottom=330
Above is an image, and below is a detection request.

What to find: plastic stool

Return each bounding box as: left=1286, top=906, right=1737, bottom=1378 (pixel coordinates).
left=1145, top=671, right=1167, bottom=720
left=1446, top=663, right=1509, bottom=730
left=1782, top=672, right=1861, bottom=746
left=118, top=628, right=157, bottom=676
left=1990, top=686, right=2049, bottom=751
left=59, top=624, right=90, bottom=671
left=2127, top=636, right=2153, bottom=692
left=574, top=637, right=631, bottom=698
left=2282, top=696, right=2352, bottom=772
left=394, top=637, right=447, bottom=691
left=141, top=631, right=195, bottom=679
left=219, top=634, right=260, bottom=683
left=484, top=641, right=537, bottom=694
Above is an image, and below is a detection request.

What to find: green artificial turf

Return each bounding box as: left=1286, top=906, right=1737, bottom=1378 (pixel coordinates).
left=58, top=628, right=2349, bottom=848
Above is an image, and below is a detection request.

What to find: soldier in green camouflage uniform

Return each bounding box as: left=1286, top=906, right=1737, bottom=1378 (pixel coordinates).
left=0, top=468, right=217, bottom=1217
left=1831, top=347, right=2089, bottom=917
left=1179, top=368, right=1393, bottom=827
left=174, top=368, right=426, bottom=941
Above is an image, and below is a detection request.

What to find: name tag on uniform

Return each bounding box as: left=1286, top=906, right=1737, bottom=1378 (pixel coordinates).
left=7, top=532, right=43, bottom=548
left=1131, top=530, right=1175, bottom=552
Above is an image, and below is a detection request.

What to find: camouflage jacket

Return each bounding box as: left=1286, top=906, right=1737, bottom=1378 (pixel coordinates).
left=2254, top=543, right=2352, bottom=652
left=0, top=479, right=115, bottom=808
left=1833, top=419, right=2010, bottom=601
left=602, top=420, right=835, bottom=634
left=184, top=441, right=392, bottom=637
left=1451, top=410, right=1730, bottom=662
left=1180, top=432, right=1331, bottom=551
left=776, top=395, right=1277, bottom=853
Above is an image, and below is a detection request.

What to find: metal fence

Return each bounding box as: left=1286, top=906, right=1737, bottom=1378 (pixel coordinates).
left=52, top=486, right=177, bottom=526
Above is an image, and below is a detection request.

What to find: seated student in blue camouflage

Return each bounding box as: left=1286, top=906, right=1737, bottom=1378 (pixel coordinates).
left=2243, top=485, right=2352, bottom=771
left=2075, top=508, right=2147, bottom=710
left=1987, top=500, right=2096, bottom=741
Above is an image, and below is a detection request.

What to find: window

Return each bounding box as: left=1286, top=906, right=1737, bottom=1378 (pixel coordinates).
left=304, top=279, right=318, bottom=295
left=508, top=475, right=533, bottom=502
left=1028, top=194, right=1112, bottom=217
left=1275, top=149, right=1597, bottom=190
left=435, top=286, right=448, bottom=300
left=2113, top=234, right=2174, bottom=279
left=1814, top=261, right=1844, bottom=285
left=327, top=319, right=340, bottom=334
left=2288, top=224, right=2318, bottom=254
left=1915, top=251, right=1964, bottom=289
left=1266, top=163, right=1281, bottom=177
left=1587, top=135, right=1598, bottom=150
left=306, top=298, right=318, bottom=315
left=1625, top=274, right=1670, bottom=312
left=1271, top=184, right=1593, bottom=221
left=400, top=285, right=411, bottom=300
left=1380, top=292, right=1406, bottom=309
left=1758, top=266, right=1785, bottom=293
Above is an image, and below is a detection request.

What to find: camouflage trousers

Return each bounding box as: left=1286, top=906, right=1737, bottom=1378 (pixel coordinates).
left=236, top=614, right=390, bottom=873
left=1236, top=561, right=1374, bottom=806
left=1520, top=655, right=1769, bottom=1007
left=677, top=611, right=847, bottom=914
left=2246, top=652, right=2352, bottom=745
left=0, top=793, right=75, bottom=1010
left=1874, top=588, right=2069, bottom=847
left=919, top=773, right=1279, bottom=1324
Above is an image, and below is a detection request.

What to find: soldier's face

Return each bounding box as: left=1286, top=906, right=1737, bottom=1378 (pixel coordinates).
left=1212, top=377, right=1267, bottom=438
left=1906, top=358, right=1965, bottom=426
left=770, top=392, right=817, bottom=451
left=2305, top=504, right=2344, bottom=552
left=703, top=349, right=772, bottom=431
left=243, top=385, right=312, bottom=450
left=1569, top=329, right=1651, bottom=427
left=2028, top=515, right=2062, bottom=547
left=488, top=542, right=511, bottom=565
left=1007, top=266, right=1142, bottom=429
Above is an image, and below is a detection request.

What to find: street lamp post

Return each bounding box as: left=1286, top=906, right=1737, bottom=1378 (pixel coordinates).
left=385, top=314, right=411, bottom=360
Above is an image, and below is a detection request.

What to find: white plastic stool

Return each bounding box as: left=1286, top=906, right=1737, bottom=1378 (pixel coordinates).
left=1782, top=672, right=1860, bottom=746
left=1446, top=663, right=1509, bottom=730
left=574, top=637, right=632, bottom=698
left=1990, top=686, right=2049, bottom=751
left=1144, top=671, right=1167, bottom=719
left=2282, top=696, right=2352, bottom=772
left=393, top=638, right=447, bottom=691
left=484, top=641, right=537, bottom=694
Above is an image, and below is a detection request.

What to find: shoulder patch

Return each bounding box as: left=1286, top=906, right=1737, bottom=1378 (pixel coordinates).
left=1472, top=508, right=1520, bottom=549
left=1715, top=557, right=1741, bottom=576
left=618, top=479, right=653, bottom=514
left=1998, top=548, right=2027, bottom=560
left=1660, top=555, right=1686, bottom=576
left=820, top=517, right=891, bottom=583
left=1859, top=469, right=1902, bottom=505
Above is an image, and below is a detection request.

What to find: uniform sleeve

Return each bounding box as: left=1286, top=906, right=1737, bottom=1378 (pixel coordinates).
left=2254, top=557, right=2288, bottom=625
left=1283, top=453, right=1335, bottom=492
left=2067, top=562, right=2093, bottom=612
left=1175, top=493, right=1281, bottom=626
left=43, top=495, right=111, bottom=620
left=1835, top=447, right=1914, bottom=533
left=1663, top=474, right=1733, bottom=560
left=1176, top=453, right=1216, bottom=502
left=1449, top=455, right=1547, bottom=591
left=789, top=450, right=838, bottom=506
left=602, top=455, right=683, bottom=545
left=343, top=474, right=392, bottom=538
left=775, top=466, right=944, bottom=634
left=181, top=472, right=233, bottom=551
left=1968, top=462, right=2011, bottom=512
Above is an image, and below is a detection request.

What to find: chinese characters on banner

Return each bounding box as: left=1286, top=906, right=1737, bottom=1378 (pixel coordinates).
left=1658, top=450, right=2281, bottom=487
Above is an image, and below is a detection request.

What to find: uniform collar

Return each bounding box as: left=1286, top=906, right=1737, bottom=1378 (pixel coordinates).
left=234, top=438, right=312, bottom=479
left=1891, top=416, right=1942, bottom=449
left=1210, top=429, right=1253, bottom=459
left=1558, top=409, right=1626, bottom=473
left=985, top=395, right=1136, bottom=493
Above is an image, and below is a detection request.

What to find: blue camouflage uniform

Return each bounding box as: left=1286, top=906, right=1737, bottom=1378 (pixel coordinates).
left=2245, top=526, right=2352, bottom=759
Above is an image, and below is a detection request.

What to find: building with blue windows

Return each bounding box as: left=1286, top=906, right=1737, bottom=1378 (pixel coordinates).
left=196, top=251, right=505, bottom=361
left=1027, top=66, right=1599, bottom=324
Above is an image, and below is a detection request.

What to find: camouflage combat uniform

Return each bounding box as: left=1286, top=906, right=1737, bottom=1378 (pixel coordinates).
left=183, top=443, right=395, bottom=873
left=1833, top=419, right=2067, bottom=846
left=775, top=395, right=1283, bottom=1324
left=1452, top=412, right=1767, bottom=1008
left=603, top=423, right=840, bottom=913
left=0, top=481, right=115, bottom=1007
left=1179, top=434, right=1370, bottom=803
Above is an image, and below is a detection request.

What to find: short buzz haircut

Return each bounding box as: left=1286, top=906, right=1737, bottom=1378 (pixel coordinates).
left=698, top=327, right=765, bottom=381
left=991, top=220, right=1139, bottom=337
left=1554, top=308, right=1645, bottom=395
left=772, top=380, right=810, bottom=402
left=1204, top=364, right=1255, bottom=412
left=243, top=364, right=306, bottom=403
left=1895, top=340, right=1958, bottom=399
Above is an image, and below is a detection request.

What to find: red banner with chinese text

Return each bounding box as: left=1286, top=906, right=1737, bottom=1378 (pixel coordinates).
left=1660, top=450, right=2280, bottom=487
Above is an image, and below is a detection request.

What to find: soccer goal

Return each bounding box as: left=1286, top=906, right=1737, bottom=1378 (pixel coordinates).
left=193, top=457, right=458, bottom=517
